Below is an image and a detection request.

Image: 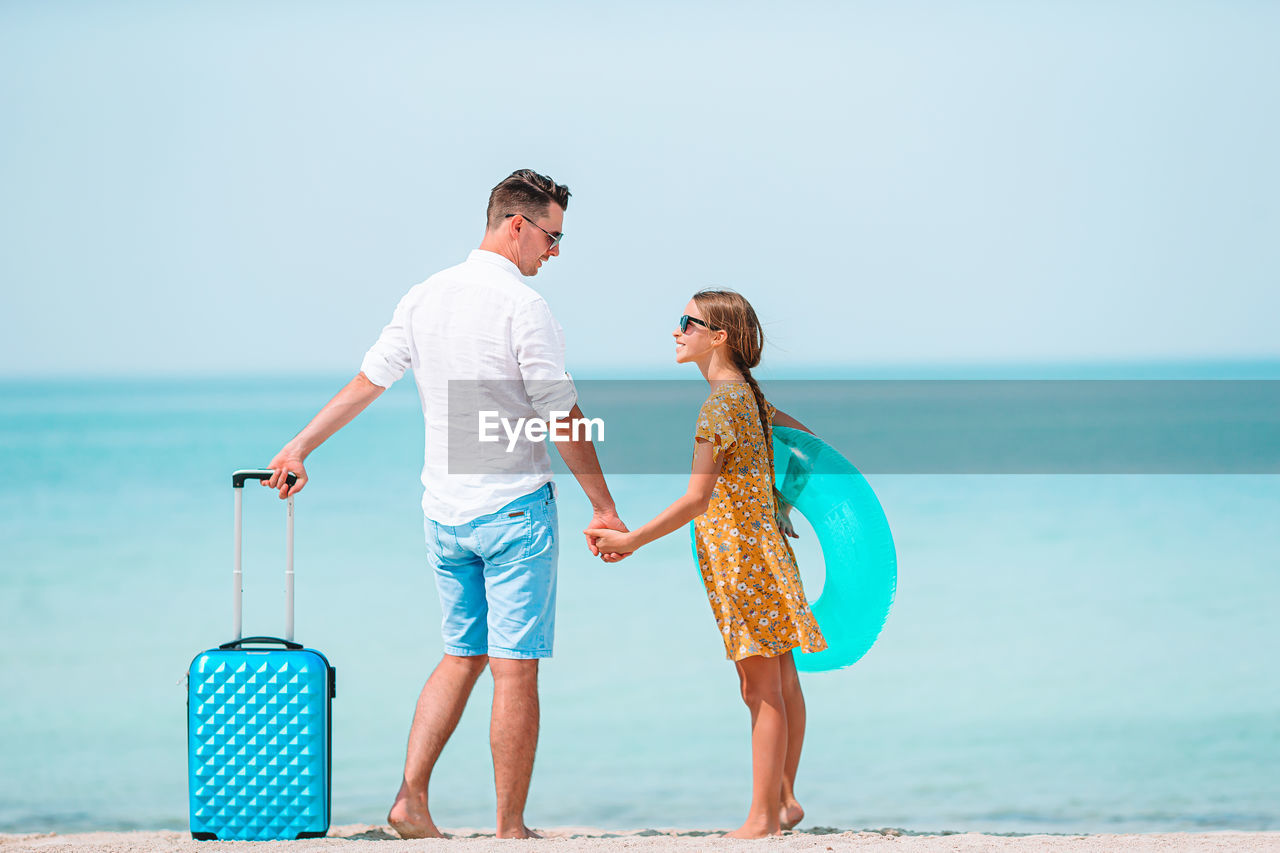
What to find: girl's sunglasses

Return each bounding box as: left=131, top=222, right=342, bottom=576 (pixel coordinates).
left=679, top=315, right=721, bottom=333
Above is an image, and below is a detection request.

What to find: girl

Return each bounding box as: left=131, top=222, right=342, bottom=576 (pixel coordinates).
left=586, top=289, right=826, bottom=838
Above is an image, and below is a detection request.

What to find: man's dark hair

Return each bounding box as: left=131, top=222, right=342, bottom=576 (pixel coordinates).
left=486, top=169, right=571, bottom=230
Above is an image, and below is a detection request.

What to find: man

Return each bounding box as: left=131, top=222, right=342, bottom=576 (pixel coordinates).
left=262, top=169, right=626, bottom=839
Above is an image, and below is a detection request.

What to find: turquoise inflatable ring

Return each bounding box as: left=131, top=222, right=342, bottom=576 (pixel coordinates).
left=691, top=426, right=897, bottom=671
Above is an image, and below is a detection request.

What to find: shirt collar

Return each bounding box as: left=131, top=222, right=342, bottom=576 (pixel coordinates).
left=468, top=249, right=523, bottom=279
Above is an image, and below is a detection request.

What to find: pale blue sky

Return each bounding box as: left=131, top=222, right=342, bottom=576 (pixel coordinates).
left=2, top=1, right=1277, bottom=378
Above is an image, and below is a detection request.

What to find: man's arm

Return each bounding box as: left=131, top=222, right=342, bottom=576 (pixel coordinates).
left=509, top=298, right=626, bottom=555
left=549, top=405, right=628, bottom=559
left=264, top=372, right=385, bottom=498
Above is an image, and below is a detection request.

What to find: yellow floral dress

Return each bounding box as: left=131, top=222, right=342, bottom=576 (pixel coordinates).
left=692, top=382, right=827, bottom=661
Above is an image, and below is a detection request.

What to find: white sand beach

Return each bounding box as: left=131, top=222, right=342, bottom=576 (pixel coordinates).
left=2, top=826, right=1276, bottom=853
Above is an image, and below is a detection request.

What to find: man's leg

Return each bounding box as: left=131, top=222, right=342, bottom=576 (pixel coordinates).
left=489, top=657, right=541, bottom=838
left=475, top=484, right=558, bottom=838
left=392, top=517, right=491, bottom=838
left=388, top=653, right=488, bottom=838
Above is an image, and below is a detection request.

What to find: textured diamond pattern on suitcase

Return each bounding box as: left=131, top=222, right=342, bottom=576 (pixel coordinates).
left=188, top=650, right=330, bottom=840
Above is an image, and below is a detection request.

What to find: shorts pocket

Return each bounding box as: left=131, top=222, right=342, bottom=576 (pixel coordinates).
left=474, top=510, right=533, bottom=566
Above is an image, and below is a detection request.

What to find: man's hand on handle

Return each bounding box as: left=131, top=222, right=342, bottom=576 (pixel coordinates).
left=259, top=372, right=385, bottom=500
left=263, top=449, right=308, bottom=499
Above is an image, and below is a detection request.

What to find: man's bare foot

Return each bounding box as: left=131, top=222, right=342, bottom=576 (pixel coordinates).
left=780, top=800, right=805, bottom=830
left=388, top=797, right=446, bottom=839
left=496, top=824, right=542, bottom=839
left=726, top=819, right=782, bottom=839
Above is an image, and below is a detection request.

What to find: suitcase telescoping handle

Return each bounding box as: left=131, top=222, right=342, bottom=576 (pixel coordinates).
left=231, top=469, right=298, bottom=643
left=219, top=636, right=304, bottom=651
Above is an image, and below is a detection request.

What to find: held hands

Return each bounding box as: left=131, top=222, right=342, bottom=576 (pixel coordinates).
left=585, top=526, right=637, bottom=558
left=262, top=448, right=308, bottom=498
left=584, top=510, right=632, bottom=562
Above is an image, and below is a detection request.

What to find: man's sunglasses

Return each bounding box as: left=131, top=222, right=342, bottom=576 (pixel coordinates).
left=679, top=315, right=720, bottom=333
left=505, top=213, right=563, bottom=250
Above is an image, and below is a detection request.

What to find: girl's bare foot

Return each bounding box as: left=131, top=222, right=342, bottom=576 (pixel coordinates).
left=780, top=799, right=805, bottom=830
left=388, top=797, right=447, bottom=839
left=726, top=818, right=782, bottom=839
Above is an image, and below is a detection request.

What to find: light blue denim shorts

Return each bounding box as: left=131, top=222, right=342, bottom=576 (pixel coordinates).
left=425, top=483, right=558, bottom=659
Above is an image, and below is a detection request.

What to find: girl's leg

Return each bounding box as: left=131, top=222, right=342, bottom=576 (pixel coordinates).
left=778, top=651, right=807, bottom=829
left=727, top=654, right=788, bottom=838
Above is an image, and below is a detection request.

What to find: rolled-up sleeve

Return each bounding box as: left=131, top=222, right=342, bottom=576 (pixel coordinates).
left=512, top=296, right=578, bottom=420
left=359, top=292, right=413, bottom=388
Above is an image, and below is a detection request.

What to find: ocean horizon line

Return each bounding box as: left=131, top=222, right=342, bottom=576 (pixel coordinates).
left=3, top=355, right=1280, bottom=385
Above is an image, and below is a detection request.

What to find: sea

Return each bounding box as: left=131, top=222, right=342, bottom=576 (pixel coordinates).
left=1, top=366, right=1278, bottom=835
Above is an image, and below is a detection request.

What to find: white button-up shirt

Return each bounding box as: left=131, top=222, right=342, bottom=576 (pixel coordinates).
left=359, top=249, right=578, bottom=525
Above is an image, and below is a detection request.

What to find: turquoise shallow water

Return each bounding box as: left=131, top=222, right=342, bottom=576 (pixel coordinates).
left=1, top=376, right=1278, bottom=833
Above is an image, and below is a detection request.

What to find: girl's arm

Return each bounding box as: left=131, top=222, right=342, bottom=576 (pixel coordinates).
left=772, top=408, right=815, bottom=434
left=770, top=408, right=813, bottom=539
left=585, top=439, right=724, bottom=556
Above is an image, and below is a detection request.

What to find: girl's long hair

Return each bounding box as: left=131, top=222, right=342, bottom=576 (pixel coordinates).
left=690, top=289, right=772, bottom=461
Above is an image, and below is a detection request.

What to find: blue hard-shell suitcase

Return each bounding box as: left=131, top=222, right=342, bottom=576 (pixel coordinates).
left=186, top=469, right=336, bottom=841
